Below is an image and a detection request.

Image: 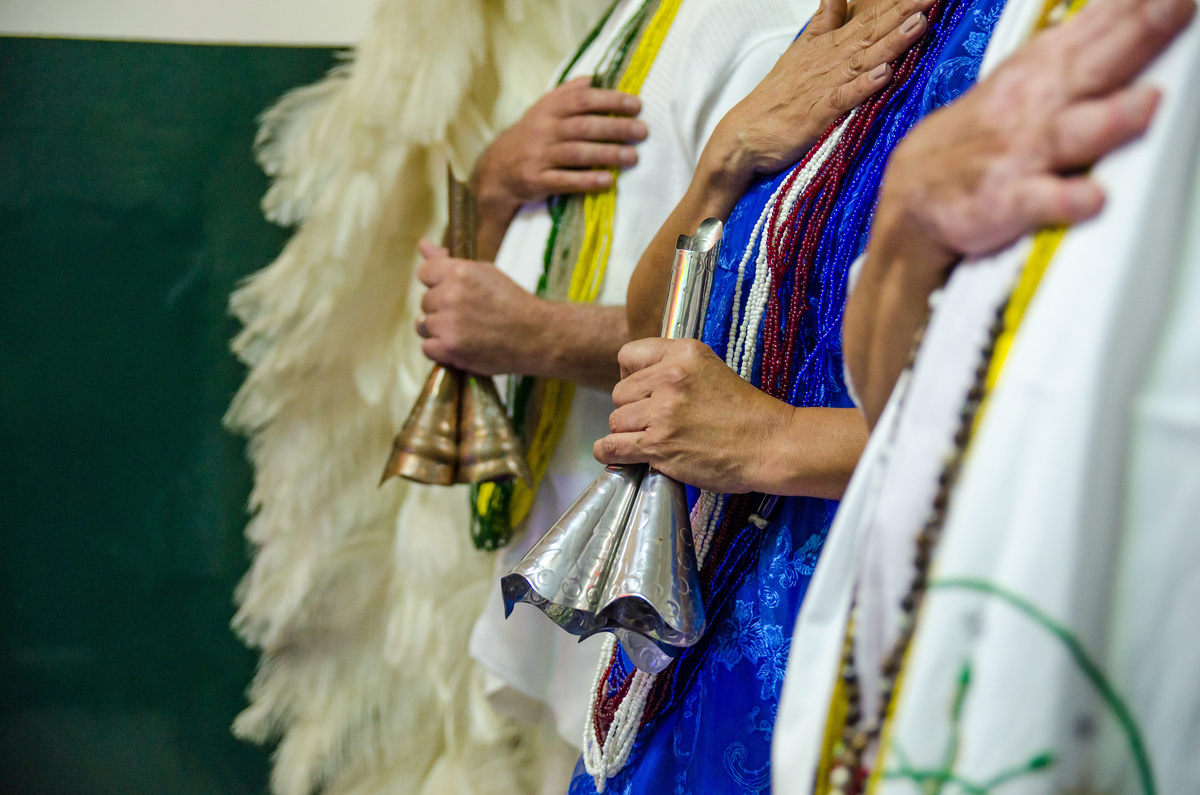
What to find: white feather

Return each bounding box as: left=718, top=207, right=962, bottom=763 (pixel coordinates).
left=226, top=0, right=600, bottom=792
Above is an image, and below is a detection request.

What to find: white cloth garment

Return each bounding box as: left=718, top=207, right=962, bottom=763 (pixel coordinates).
left=469, top=0, right=813, bottom=749
left=772, top=1, right=1200, bottom=791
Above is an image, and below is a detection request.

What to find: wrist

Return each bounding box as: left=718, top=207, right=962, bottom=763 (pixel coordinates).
left=848, top=191, right=956, bottom=426
left=473, top=179, right=522, bottom=228
left=470, top=155, right=521, bottom=219
left=471, top=160, right=522, bottom=260
left=522, top=296, right=565, bottom=378
left=694, top=136, right=757, bottom=219
left=867, top=185, right=957, bottom=300
left=741, top=397, right=799, bottom=495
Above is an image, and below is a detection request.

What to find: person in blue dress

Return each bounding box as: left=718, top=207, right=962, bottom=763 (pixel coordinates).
left=571, top=0, right=1008, bottom=789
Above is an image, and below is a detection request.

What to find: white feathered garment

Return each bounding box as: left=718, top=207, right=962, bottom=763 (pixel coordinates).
left=225, top=1, right=600, bottom=793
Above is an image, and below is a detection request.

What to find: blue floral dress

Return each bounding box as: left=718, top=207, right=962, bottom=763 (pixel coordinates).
left=569, top=0, right=1005, bottom=790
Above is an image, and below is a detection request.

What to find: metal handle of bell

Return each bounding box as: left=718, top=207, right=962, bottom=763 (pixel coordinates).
left=500, top=218, right=723, bottom=673
left=381, top=168, right=533, bottom=488
left=662, top=217, right=722, bottom=341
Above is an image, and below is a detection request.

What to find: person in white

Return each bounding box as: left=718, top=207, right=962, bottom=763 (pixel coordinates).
left=772, top=0, right=1200, bottom=790
left=412, top=0, right=812, bottom=747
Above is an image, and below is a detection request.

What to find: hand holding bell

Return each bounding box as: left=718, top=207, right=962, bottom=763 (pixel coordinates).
left=500, top=218, right=723, bottom=673
left=381, top=169, right=532, bottom=488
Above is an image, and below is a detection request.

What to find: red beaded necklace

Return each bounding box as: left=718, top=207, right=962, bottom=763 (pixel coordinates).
left=587, top=0, right=954, bottom=759
left=760, top=25, right=933, bottom=401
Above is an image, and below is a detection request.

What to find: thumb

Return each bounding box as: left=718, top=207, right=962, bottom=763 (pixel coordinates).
left=418, top=238, right=449, bottom=260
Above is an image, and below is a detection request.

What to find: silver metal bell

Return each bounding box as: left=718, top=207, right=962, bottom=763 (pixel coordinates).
left=500, top=219, right=724, bottom=672
left=501, top=464, right=645, bottom=635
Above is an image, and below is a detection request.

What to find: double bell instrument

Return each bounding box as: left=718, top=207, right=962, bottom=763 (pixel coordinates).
left=500, top=218, right=723, bottom=673
left=381, top=169, right=532, bottom=488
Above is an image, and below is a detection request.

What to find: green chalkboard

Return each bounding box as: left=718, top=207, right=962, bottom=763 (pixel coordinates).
left=0, top=36, right=338, bottom=794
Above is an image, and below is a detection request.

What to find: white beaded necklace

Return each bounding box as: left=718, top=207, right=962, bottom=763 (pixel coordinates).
left=727, top=114, right=852, bottom=380
left=694, top=114, right=851, bottom=558
left=583, top=113, right=854, bottom=791
left=583, top=636, right=655, bottom=790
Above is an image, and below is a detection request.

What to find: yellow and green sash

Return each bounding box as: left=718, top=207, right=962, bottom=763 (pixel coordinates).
left=471, top=0, right=683, bottom=550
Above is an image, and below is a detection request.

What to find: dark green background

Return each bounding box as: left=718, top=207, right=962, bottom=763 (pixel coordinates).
left=0, top=37, right=337, bottom=793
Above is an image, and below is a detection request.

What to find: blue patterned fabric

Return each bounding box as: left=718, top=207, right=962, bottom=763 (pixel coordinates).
left=569, top=1, right=1003, bottom=791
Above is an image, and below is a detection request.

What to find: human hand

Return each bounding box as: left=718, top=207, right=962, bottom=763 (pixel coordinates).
left=706, top=0, right=936, bottom=185
left=471, top=76, right=647, bottom=214
left=844, top=0, right=1195, bottom=427
left=415, top=240, right=549, bottom=375
left=872, top=0, right=1194, bottom=274
left=593, top=338, right=796, bottom=493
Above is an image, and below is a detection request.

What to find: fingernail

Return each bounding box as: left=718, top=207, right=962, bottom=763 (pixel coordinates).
left=1123, top=86, right=1159, bottom=119
left=901, top=12, right=925, bottom=32
left=623, top=95, right=640, bottom=112
left=870, top=64, right=890, bottom=81
left=621, top=148, right=638, bottom=166
left=1069, top=183, right=1104, bottom=216
left=632, top=120, right=649, bottom=139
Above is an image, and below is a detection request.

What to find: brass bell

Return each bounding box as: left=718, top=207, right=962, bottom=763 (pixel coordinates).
left=456, top=374, right=533, bottom=485
left=380, top=364, right=461, bottom=486
left=381, top=167, right=532, bottom=488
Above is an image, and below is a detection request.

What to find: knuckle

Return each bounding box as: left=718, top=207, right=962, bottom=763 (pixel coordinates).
left=659, top=392, right=684, bottom=423
left=560, top=116, right=584, bottom=139
left=661, top=364, right=688, bottom=386
left=561, top=141, right=585, bottom=163
left=518, top=165, right=539, bottom=191
left=646, top=425, right=674, bottom=457
left=826, top=85, right=848, bottom=114
left=863, top=14, right=883, bottom=46
left=570, top=90, right=593, bottom=115
left=612, top=380, right=634, bottom=407
left=678, top=339, right=705, bottom=362
left=596, top=435, right=619, bottom=461
left=548, top=85, right=574, bottom=110
left=847, top=49, right=867, bottom=76
left=616, top=350, right=633, bottom=372
left=532, top=117, right=555, bottom=142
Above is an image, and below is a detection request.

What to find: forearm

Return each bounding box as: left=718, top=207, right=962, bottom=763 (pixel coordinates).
left=470, top=173, right=522, bottom=262
left=748, top=406, right=868, bottom=500
left=844, top=209, right=954, bottom=428
left=626, top=150, right=754, bottom=340
left=521, top=301, right=628, bottom=390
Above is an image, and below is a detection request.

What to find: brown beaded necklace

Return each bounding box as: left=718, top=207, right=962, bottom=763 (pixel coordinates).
left=821, top=1, right=1086, bottom=786
left=823, top=297, right=1008, bottom=795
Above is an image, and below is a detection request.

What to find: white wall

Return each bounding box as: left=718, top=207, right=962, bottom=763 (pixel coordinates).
left=0, top=0, right=380, bottom=46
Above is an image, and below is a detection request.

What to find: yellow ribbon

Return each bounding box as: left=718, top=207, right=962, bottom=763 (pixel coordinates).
left=478, top=0, right=684, bottom=529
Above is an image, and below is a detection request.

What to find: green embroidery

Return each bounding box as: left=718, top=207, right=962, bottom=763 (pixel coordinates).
left=932, top=578, right=1155, bottom=795
left=882, top=578, right=1155, bottom=795
left=883, top=660, right=1056, bottom=794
